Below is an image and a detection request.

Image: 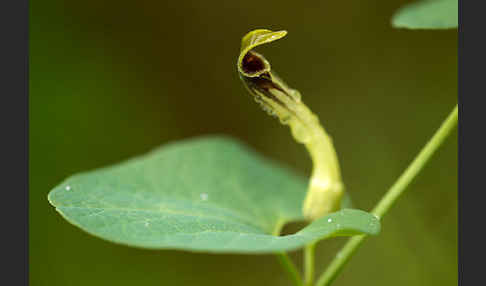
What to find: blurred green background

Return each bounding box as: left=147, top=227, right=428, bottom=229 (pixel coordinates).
left=30, top=0, right=457, bottom=285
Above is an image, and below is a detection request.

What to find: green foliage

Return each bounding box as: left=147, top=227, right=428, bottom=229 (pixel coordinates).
left=48, top=136, right=380, bottom=253
left=392, top=0, right=458, bottom=29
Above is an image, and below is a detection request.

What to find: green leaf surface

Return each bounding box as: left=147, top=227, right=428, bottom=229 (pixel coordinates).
left=392, top=0, right=458, bottom=29
left=48, top=136, right=380, bottom=253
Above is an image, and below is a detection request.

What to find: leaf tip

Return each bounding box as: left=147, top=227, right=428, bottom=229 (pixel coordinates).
left=368, top=214, right=381, bottom=235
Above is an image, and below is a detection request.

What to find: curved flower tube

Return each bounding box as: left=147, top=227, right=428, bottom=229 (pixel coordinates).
left=237, top=29, right=344, bottom=221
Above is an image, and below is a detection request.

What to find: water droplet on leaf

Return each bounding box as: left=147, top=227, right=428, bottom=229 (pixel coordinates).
left=200, top=193, right=208, bottom=201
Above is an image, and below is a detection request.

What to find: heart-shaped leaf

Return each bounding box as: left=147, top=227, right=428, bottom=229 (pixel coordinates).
left=392, top=0, right=458, bottom=29
left=48, top=136, right=380, bottom=253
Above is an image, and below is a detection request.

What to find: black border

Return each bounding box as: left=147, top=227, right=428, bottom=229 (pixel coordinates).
left=459, top=0, right=482, bottom=285
left=0, top=0, right=28, bottom=285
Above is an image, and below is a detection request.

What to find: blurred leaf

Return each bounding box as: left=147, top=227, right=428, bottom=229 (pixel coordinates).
left=392, top=0, right=458, bottom=29
left=48, top=136, right=379, bottom=253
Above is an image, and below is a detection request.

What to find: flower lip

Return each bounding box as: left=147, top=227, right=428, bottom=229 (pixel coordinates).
left=242, top=52, right=266, bottom=75
left=237, top=29, right=286, bottom=78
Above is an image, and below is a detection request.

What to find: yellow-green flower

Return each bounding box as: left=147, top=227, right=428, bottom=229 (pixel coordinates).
left=237, top=29, right=345, bottom=220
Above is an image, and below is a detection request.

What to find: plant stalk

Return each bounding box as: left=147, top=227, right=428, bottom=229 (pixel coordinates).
left=315, top=104, right=458, bottom=286
left=273, top=220, right=304, bottom=286
left=304, top=242, right=316, bottom=286
left=276, top=253, right=305, bottom=286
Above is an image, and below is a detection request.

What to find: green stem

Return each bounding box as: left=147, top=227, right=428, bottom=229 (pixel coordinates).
left=304, top=242, right=316, bottom=286
left=276, top=253, right=305, bottom=286
left=372, top=104, right=458, bottom=218
left=315, top=104, right=458, bottom=286
left=273, top=220, right=304, bottom=286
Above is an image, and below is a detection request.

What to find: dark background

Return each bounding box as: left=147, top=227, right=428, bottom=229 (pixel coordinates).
left=30, top=0, right=457, bottom=285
